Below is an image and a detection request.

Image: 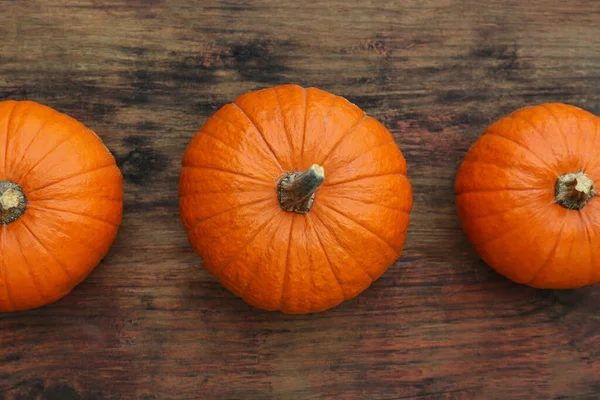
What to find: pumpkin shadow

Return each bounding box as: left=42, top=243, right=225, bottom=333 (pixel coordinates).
left=0, top=254, right=120, bottom=399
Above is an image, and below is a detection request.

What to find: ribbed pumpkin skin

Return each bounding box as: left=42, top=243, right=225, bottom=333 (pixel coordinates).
left=0, top=101, right=123, bottom=312
left=455, top=103, right=600, bottom=289
left=179, top=84, right=412, bottom=314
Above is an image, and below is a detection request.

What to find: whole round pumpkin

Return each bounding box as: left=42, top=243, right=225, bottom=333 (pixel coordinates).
left=0, top=100, right=123, bottom=312
left=456, top=103, right=600, bottom=289
left=179, top=84, right=412, bottom=313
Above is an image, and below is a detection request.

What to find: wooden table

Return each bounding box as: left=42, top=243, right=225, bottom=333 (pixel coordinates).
left=1, top=1, right=599, bottom=399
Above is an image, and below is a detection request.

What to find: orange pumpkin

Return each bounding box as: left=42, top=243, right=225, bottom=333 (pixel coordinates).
left=455, top=103, right=600, bottom=289
left=179, top=84, right=412, bottom=313
left=0, top=100, right=123, bottom=312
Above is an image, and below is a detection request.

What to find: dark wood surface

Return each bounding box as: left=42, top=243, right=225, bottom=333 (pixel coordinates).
left=1, top=1, right=600, bottom=399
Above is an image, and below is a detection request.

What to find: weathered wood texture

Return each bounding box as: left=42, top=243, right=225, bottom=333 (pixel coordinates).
left=1, top=1, right=600, bottom=399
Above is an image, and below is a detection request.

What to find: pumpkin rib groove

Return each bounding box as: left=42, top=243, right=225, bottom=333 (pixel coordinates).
left=307, top=214, right=346, bottom=299
left=507, top=114, right=546, bottom=140
left=306, top=228, right=316, bottom=313
left=30, top=195, right=122, bottom=203
left=324, top=171, right=405, bottom=188
left=303, top=91, right=337, bottom=167
left=456, top=187, right=547, bottom=196
left=473, top=203, right=554, bottom=247
left=506, top=114, right=566, bottom=169
left=9, top=113, right=53, bottom=176
left=463, top=160, right=544, bottom=175
left=26, top=164, right=117, bottom=195
left=319, top=202, right=400, bottom=256
left=188, top=197, right=272, bottom=235
left=15, top=130, right=79, bottom=184
left=319, top=95, right=339, bottom=144
left=199, top=129, right=277, bottom=180
left=214, top=211, right=280, bottom=278
left=527, top=221, right=566, bottom=285
left=20, top=218, right=74, bottom=281
left=25, top=208, right=107, bottom=257
left=278, top=215, right=295, bottom=311
left=319, top=115, right=368, bottom=166
left=239, top=217, right=281, bottom=301
left=210, top=113, right=283, bottom=172
left=272, top=88, right=295, bottom=167
left=326, top=139, right=396, bottom=173
left=322, top=193, right=411, bottom=215
left=231, top=102, right=285, bottom=171
left=582, top=117, right=600, bottom=172
left=595, top=118, right=600, bottom=169
left=580, top=211, right=595, bottom=286
left=311, top=210, right=374, bottom=281
left=14, top=232, right=49, bottom=302
left=3, top=101, right=18, bottom=171
left=300, top=88, right=310, bottom=167
left=0, top=226, right=17, bottom=311
left=460, top=153, right=549, bottom=178
left=575, top=114, right=585, bottom=170
left=178, top=189, right=270, bottom=199
left=181, top=165, right=273, bottom=186
left=27, top=204, right=120, bottom=229
left=5, top=104, right=31, bottom=175
left=539, top=104, right=573, bottom=165
left=483, top=131, right=554, bottom=172
left=458, top=201, right=542, bottom=223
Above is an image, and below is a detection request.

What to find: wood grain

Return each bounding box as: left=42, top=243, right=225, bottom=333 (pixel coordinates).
left=1, top=0, right=600, bottom=399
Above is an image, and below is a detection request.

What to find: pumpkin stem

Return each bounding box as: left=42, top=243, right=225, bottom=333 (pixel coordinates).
left=555, top=171, right=596, bottom=210
left=277, top=164, right=325, bottom=214
left=0, top=181, right=27, bottom=224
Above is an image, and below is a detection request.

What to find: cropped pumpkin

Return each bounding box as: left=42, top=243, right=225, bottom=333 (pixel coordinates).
left=179, top=84, right=412, bottom=313
left=456, top=103, right=600, bottom=289
left=0, top=100, right=123, bottom=312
